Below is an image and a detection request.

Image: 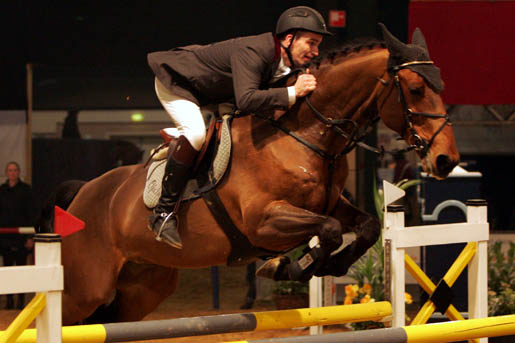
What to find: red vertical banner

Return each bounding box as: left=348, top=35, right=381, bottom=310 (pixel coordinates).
left=409, top=1, right=515, bottom=104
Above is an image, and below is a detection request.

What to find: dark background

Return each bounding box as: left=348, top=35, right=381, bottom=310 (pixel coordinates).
left=2, top=1, right=512, bottom=231
left=0, top=0, right=408, bottom=110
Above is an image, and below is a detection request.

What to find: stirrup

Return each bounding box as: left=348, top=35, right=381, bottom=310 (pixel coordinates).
left=156, top=211, right=177, bottom=238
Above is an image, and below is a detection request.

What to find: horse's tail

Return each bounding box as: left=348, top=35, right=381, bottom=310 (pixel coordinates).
left=36, top=180, right=87, bottom=233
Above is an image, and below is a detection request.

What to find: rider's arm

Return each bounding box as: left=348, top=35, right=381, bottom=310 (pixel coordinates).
left=231, top=46, right=291, bottom=114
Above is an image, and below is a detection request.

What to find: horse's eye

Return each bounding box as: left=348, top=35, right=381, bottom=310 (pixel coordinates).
left=409, top=86, right=424, bottom=96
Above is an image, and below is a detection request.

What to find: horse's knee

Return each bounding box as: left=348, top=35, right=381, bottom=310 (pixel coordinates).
left=313, top=215, right=380, bottom=278
left=358, top=215, right=380, bottom=247
left=319, top=217, right=343, bottom=252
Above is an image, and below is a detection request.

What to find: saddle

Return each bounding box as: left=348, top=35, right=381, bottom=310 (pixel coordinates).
left=143, top=114, right=231, bottom=206
left=144, top=114, right=275, bottom=266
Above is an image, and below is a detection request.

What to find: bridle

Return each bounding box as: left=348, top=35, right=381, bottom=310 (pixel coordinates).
left=390, top=61, right=451, bottom=158
left=298, top=60, right=451, bottom=159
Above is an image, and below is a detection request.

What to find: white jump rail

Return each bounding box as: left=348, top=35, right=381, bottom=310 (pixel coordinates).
left=0, top=233, right=63, bottom=343
left=382, top=181, right=489, bottom=343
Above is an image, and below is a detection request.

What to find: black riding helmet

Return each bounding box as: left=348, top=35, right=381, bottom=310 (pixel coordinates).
left=276, top=6, right=332, bottom=37
left=275, top=6, right=332, bottom=68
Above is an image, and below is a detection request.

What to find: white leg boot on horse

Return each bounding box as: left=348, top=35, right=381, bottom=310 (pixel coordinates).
left=148, top=135, right=198, bottom=249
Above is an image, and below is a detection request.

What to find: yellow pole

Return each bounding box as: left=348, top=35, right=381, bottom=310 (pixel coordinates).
left=223, top=315, right=515, bottom=343
left=4, top=302, right=390, bottom=343
left=406, top=255, right=465, bottom=325
left=405, top=244, right=477, bottom=326
left=0, top=293, right=45, bottom=343
left=405, top=314, right=515, bottom=343
left=443, top=242, right=476, bottom=286
left=254, top=302, right=392, bottom=330
left=405, top=253, right=435, bottom=295
left=12, top=325, right=106, bottom=343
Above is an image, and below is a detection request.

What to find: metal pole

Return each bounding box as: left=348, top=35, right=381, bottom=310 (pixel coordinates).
left=25, top=63, right=33, bottom=184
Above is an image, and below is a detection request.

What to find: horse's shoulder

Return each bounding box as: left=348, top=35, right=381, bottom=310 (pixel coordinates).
left=104, top=164, right=145, bottom=179
left=80, top=164, right=144, bottom=195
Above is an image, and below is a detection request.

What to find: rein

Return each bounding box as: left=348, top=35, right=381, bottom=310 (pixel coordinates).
left=305, top=96, right=382, bottom=156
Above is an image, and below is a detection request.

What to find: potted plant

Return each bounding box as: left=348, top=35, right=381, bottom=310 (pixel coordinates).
left=488, top=241, right=515, bottom=343
left=272, top=280, right=309, bottom=310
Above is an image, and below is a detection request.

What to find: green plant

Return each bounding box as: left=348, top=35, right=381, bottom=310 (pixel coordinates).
left=272, top=280, right=309, bottom=296
left=346, top=238, right=385, bottom=302
left=488, top=241, right=515, bottom=316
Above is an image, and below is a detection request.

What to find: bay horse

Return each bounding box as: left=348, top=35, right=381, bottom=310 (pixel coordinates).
left=39, top=25, right=459, bottom=324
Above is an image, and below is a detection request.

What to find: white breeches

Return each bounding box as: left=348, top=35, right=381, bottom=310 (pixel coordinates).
left=155, top=78, right=206, bottom=151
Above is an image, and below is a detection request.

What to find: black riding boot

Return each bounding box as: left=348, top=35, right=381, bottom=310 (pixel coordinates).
left=149, top=135, right=198, bottom=249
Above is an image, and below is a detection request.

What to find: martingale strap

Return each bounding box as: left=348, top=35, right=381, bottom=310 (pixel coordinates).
left=200, top=187, right=276, bottom=266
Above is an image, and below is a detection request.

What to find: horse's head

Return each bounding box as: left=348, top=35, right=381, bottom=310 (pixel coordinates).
left=377, top=24, right=459, bottom=179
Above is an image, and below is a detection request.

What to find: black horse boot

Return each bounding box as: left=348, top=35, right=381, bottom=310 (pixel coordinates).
left=149, top=135, right=198, bottom=249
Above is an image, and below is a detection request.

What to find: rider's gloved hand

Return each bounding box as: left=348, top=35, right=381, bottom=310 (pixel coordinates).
left=294, top=69, right=317, bottom=97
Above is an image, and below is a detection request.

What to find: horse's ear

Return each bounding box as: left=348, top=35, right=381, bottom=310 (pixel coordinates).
left=412, top=27, right=429, bottom=53
left=378, top=22, right=405, bottom=55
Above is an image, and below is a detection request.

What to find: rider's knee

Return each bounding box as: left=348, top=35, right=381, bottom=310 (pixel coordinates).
left=182, top=131, right=206, bottom=151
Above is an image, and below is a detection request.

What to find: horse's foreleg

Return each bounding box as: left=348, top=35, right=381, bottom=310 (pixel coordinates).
left=314, top=195, right=380, bottom=277
left=252, top=201, right=343, bottom=281
left=84, top=262, right=179, bottom=323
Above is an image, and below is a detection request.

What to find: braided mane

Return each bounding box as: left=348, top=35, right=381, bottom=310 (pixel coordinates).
left=310, top=38, right=385, bottom=69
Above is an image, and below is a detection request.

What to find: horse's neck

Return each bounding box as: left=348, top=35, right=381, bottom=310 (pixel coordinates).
left=317, top=49, right=388, bottom=116
left=291, top=49, right=388, bottom=154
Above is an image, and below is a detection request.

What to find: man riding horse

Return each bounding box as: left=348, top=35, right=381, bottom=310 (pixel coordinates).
left=147, top=6, right=332, bottom=249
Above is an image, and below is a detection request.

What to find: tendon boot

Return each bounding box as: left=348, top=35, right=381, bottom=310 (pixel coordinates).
left=148, top=135, right=198, bottom=249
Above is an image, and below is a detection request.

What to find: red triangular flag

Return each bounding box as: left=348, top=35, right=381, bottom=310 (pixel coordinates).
left=54, top=206, right=85, bottom=237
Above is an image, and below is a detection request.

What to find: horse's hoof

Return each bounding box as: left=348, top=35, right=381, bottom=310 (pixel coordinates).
left=256, top=256, right=290, bottom=280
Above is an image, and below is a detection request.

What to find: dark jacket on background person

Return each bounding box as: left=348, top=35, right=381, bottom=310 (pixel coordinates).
left=0, top=180, right=35, bottom=252
left=147, top=32, right=290, bottom=113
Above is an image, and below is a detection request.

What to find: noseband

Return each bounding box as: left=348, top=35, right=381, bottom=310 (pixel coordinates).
left=390, top=61, right=451, bottom=157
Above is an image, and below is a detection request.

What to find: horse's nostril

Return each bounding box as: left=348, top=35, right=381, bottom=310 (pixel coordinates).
left=436, top=154, right=457, bottom=175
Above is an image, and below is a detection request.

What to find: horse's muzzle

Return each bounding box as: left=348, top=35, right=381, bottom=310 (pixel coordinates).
left=436, top=154, right=458, bottom=177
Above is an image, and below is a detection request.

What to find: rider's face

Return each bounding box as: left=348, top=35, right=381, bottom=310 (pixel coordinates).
left=282, top=31, right=323, bottom=67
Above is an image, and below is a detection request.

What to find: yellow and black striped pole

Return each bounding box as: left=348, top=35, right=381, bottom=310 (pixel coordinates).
left=223, top=314, right=515, bottom=343
left=3, top=302, right=391, bottom=343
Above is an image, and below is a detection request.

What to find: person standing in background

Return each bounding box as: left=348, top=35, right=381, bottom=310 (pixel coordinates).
left=0, top=161, right=35, bottom=309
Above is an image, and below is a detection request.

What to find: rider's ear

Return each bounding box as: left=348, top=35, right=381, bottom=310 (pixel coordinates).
left=282, top=33, right=294, bottom=46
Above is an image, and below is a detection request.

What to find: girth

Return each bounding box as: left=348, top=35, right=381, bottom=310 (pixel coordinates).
left=191, top=115, right=277, bottom=266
